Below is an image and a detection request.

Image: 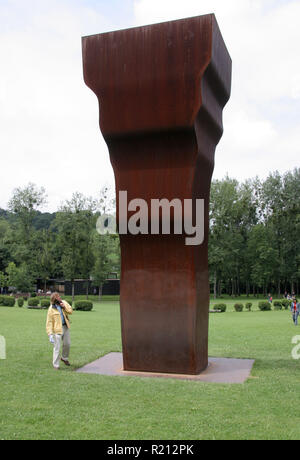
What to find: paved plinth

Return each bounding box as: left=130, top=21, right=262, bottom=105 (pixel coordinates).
left=76, top=353, right=255, bottom=384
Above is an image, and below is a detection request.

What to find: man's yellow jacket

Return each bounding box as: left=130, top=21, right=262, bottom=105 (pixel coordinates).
left=46, top=301, right=73, bottom=336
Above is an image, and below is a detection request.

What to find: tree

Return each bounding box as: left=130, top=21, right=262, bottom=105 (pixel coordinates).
left=209, top=177, right=257, bottom=297
left=0, top=271, right=8, bottom=294
left=54, top=193, right=97, bottom=301
left=0, top=218, right=12, bottom=272
left=5, top=262, right=18, bottom=290
left=247, top=225, right=278, bottom=295
left=8, top=183, right=47, bottom=240
left=38, top=230, right=56, bottom=295
left=91, top=233, right=120, bottom=301
left=7, top=184, right=48, bottom=282
left=5, top=262, right=34, bottom=293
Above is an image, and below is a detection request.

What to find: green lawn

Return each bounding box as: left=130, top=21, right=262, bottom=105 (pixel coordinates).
left=0, top=298, right=299, bottom=440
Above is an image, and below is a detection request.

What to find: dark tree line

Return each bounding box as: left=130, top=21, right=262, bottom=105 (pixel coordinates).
left=0, top=184, right=120, bottom=300
left=0, top=169, right=299, bottom=299
left=209, top=168, right=300, bottom=297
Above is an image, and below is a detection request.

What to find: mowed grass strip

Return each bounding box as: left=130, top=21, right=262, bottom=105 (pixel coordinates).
left=0, top=299, right=299, bottom=440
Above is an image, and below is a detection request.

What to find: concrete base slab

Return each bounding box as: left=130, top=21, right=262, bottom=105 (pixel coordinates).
left=76, top=353, right=255, bottom=384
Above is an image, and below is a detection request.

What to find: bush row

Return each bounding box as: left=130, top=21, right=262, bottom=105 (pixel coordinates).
left=212, top=300, right=292, bottom=312
left=26, top=298, right=93, bottom=311
left=1, top=295, right=91, bottom=312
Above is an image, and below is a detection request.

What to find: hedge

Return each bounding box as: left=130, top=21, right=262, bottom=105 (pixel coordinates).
left=0, top=296, right=16, bottom=307
left=234, top=303, right=244, bottom=312
left=74, top=301, right=93, bottom=312
left=213, top=304, right=227, bottom=313
left=273, top=301, right=283, bottom=310
left=281, top=299, right=291, bottom=310
left=259, top=301, right=272, bottom=311
left=27, top=298, right=40, bottom=307
left=17, top=298, right=24, bottom=308
left=40, top=299, right=50, bottom=309
left=246, top=303, right=252, bottom=311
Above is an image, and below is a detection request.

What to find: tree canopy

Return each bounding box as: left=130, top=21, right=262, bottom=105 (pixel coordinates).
left=0, top=169, right=299, bottom=298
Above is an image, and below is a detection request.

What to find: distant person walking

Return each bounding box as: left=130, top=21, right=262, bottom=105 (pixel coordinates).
left=268, top=294, right=273, bottom=304
left=290, top=298, right=300, bottom=326
left=46, top=293, right=73, bottom=370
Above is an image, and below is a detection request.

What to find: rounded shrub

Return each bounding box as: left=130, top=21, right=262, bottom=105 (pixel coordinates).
left=74, top=301, right=93, bottom=312
left=17, top=298, right=24, bottom=308
left=273, top=301, right=283, bottom=310
left=28, top=298, right=40, bottom=307
left=30, top=292, right=37, bottom=298
left=40, top=299, right=50, bottom=309
left=246, top=302, right=252, bottom=311
left=0, top=296, right=16, bottom=307
left=213, top=304, right=227, bottom=313
left=259, top=301, right=272, bottom=311
left=281, top=299, right=290, bottom=310
left=234, top=303, right=244, bottom=312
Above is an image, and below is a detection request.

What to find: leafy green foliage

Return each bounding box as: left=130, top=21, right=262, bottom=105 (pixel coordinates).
left=234, top=303, right=244, bottom=312
left=209, top=169, right=299, bottom=298
left=281, top=299, right=291, bottom=310
left=273, top=301, right=283, bottom=310
left=17, top=298, right=24, bottom=308
left=40, top=299, right=50, bottom=309
left=27, top=298, right=40, bottom=307
left=74, top=300, right=93, bottom=311
left=0, top=295, right=16, bottom=307
left=258, top=301, right=272, bottom=311
left=213, top=304, right=227, bottom=312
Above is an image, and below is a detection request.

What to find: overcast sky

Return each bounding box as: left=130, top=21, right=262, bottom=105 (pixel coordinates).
left=0, top=0, right=299, bottom=212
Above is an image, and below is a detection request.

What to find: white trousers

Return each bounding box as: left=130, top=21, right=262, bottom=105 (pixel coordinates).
left=53, top=325, right=71, bottom=369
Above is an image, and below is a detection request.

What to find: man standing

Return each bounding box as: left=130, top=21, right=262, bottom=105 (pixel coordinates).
left=46, top=292, right=73, bottom=370
left=291, top=298, right=300, bottom=326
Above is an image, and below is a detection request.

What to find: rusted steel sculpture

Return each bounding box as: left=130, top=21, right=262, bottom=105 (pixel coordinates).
left=82, top=14, right=231, bottom=375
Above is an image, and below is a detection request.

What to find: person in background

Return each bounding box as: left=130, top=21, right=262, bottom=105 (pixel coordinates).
left=290, top=298, right=300, bottom=326
left=268, top=293, right=273, bottom=304
left=46, top=292, right=73, bottom=370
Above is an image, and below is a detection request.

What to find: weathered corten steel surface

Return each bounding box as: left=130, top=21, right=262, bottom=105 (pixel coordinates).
left=82, top=14, right=232, bottom=375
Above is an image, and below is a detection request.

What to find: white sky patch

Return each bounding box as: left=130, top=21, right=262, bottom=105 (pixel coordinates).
left=0, top=0, right=118, bottom=212
left=134, top=0, right=300, bottom=182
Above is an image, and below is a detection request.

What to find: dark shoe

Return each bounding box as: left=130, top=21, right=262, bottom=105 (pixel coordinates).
left=61, top=358, right=71, bottom=367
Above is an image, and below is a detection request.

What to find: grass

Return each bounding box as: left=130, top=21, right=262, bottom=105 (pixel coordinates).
left=0, top=298, right=299, bottom=440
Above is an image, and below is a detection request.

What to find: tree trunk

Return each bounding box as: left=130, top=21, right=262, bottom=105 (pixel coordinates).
left=86, top=280, right=89, bottom=300
left=246, top=280, right=249, bottom=298
left=98, top=283, right=103, bottom=303
left=219, top=280, right=222, bottom=297
left=278, top=279, right=281, bottom=298
left=291, top=280, right=295, bottom=296
left=213, top=271, right=217, bottom=300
